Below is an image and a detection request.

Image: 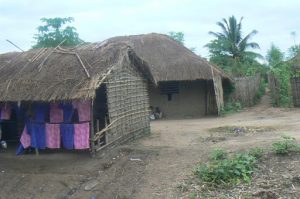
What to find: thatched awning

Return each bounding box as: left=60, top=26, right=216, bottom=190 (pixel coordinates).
left=106, top=33, right=230, bottom=83
left=0, top=42, right=153, bottom=102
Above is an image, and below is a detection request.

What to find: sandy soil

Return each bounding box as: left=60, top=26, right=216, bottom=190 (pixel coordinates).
left=0, top=93, right=300, bottom=199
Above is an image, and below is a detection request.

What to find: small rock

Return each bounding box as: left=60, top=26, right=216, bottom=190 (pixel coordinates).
left=84, top=180, right=99, bottom=191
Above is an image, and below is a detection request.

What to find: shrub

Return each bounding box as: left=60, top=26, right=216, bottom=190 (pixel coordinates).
left=210, top=149, right=228, bottom=161
left=248, top=147, right=264, bottom=159
left=221, top=101, right=242, bottom=116
left=195, top=151, right=259, bottom=185
left=272, top=135, right=300, bottom=155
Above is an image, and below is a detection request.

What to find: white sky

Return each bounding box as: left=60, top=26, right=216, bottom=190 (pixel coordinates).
left=0, top=0, right=300, bottom=60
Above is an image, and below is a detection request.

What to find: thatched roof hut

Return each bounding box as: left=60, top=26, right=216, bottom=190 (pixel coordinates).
left=106, top=33, right=230, bottom=83
left=0, top=42, right=153, bottom=154
left=104, top=33, right=230, bottom=117
left=0, top=42, right=153, bottom=102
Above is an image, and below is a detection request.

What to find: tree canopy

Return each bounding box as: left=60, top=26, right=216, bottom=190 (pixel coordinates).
left=266, top=44, right=284, bottom=67
left=206, top=16, right=263, bottom=76
left=32, top=17, right=83, bottom=48
left=168, top=31, right=185, bottom=45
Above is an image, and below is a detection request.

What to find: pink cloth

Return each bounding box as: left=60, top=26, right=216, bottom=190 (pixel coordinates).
left=74, top=123, right=90, bottom=149
left=45, top=123, right=61, bottom=149
left=20, top=126, right=31, bottom=148
left=50, top=103, right=63, bottom=123
left=72, top=100, right=91, bottom=122
left=1, top=104, right=11, bottom=120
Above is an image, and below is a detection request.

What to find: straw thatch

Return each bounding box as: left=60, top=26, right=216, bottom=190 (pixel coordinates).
left=106, top=33, right=230, bottom=82
left=0, top=42, right=153, bottom=102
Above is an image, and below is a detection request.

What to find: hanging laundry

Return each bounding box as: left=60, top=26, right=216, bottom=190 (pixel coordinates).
left=50, top=103, right=63, bottom=123
left=32, top=102, right=49, bottom=123
left=74, top=123, right=90, bottom=149
left=1, top=103, right=11, bottom=120
left=45, top=123, right=60, bottom=149
left=72, top=100, right=91, bottom=122
left=60, top=124, right=74, bottom=149
left=30, top=123, right=46, bottom=149
left=20, top=125, right=31, bottom=148
left=59, top=103, right=74, bottom=123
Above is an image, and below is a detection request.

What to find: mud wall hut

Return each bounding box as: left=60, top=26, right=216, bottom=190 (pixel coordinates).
left=0, top=42, right=153, bottom=155
left=106, top=33, right=231, bottom=118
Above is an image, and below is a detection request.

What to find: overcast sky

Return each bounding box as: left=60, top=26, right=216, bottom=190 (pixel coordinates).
left=1, top=0, right=299, bottom=61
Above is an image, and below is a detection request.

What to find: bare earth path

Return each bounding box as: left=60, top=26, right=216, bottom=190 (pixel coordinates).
left=0, top=94, right=300, bottom=199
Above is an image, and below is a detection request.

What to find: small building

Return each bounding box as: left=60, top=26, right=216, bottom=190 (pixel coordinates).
left=0, top=42, right=153, bottom=155
left=107, top=33, right=231, bottom=118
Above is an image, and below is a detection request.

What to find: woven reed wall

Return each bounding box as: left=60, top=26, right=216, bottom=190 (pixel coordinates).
left=291, top=77, right=300, bottom=107
left=268, top=72, right=280, bottom=107
left=206, top=80, right=218, bottom=115
left=104, top=63, right=150, bottom=145
left=231, top=74, right=261, bottom=107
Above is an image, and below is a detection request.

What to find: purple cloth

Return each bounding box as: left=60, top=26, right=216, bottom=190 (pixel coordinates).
left=20, top=125, right=31, bottom=148
left=72, top=100, right=91, bottom=122
left=60, top=124, right=74, bottom=149
left=74, top=123, right=90, bottom=149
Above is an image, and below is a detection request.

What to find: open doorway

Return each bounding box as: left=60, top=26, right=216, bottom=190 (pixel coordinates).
left=93, top=84, right=109, bottom=147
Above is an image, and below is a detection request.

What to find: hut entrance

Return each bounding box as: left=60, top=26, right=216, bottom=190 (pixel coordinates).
left=93, top=85, right=109, bottom=147
left=0, top=106, right=19, bottom=143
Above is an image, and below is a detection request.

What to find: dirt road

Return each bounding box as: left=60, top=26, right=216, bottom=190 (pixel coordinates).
left=0, top=94, right=300, bottom=199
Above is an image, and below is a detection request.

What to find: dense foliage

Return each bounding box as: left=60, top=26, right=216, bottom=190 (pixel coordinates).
left=272, top=135, right=300, bottom=155
left=206, top=16, right=263, bottom=77
left=33, top=17, right=83, bottom=48
left=195, top=149, right=262, bottom=185
left=266, top=44, right=293, bottom=107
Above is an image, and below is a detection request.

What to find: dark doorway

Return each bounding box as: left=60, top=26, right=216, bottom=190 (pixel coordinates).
left=93, top=85, right=109, bottom=147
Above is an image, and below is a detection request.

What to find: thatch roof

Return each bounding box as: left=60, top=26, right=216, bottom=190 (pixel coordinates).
left=0, top=42, right=153, bottom=102
left=106, top=33, right=230, bottom=82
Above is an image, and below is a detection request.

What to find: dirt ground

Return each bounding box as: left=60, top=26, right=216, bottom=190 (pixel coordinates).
left=0, top=93, right=300, bottom=199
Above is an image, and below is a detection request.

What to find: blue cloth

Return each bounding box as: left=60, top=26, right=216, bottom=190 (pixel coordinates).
left=30, top=123, right=46, bottom=149
left=32, top=102, right=49, bottom=123
left=11, top=102, right=20, bottom=119
left=16, top=144, right=25, bottom=155
left=59, top=103, right=74, bottom=123
left=60, top=124, right=74, bottom=149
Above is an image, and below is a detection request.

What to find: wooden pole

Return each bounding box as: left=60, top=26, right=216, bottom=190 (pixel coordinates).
left=90, top=100, right=96, bottom=157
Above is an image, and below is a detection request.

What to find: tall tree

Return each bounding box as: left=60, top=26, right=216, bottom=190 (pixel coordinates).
left=206, top=16, right=262, bottom=62
left=287, top=31, right=300, bottom=58
left=266, top=44, right=284, bottom=66
left=32, top=17, right=83, bottom=48
left=168, top=31, right=185, bottom=45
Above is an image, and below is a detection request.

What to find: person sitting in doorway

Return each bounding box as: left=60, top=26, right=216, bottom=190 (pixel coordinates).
left=149, top=106, right=155, bottom=120
left=154, top=107, right=163, bottom=119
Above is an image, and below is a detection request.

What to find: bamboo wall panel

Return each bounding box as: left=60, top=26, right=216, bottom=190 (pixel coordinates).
left=105, top=62, right=150, bottom=145
left=231, top=74, right=261, bottom=107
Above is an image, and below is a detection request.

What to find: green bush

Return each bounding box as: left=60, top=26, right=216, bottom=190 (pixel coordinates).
left=272, top=135, right=300, bottom=155
left=210, top=149, right=228, bottom=161
left=221, top=101, right=242, bottom=116
left=195, top=151, right=259, bottom=185
left=248, top=147, right=264, bottom=159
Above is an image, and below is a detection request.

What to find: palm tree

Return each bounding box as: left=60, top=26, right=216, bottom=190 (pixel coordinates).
left=206, top=16, right=262, bottom=62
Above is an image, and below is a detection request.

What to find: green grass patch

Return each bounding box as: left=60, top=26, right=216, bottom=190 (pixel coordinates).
left=272, top=135, right=300, bottom=155
left=194, top=149, right=263, bottom=186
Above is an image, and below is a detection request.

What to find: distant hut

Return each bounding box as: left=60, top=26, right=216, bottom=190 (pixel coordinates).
left=0, top=42, right=153, bottom=155
left=107, top=33, right=231, bottom=118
